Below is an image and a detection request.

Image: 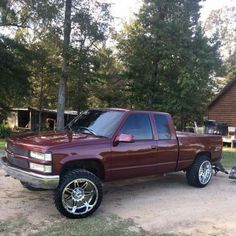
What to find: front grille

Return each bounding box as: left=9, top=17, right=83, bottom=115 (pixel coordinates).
left=7, top=144, right=29, bottom=157
left=7, top=153, right=29, bottom=169
left=6, top=144, right=29, bottom=169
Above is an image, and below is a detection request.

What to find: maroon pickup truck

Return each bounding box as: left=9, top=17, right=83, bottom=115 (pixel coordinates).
left=1, top=108, right=223, bottom=218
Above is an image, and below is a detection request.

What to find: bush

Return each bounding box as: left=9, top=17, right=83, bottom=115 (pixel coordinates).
left=0, top=123, right=11, bottom=138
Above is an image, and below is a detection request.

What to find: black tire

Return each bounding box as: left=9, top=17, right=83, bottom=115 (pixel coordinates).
left=20, top=181, right=46, bottom=191
left=186, top=156, right=212, bottom=188
left=54, top=169, right=103, bottom=218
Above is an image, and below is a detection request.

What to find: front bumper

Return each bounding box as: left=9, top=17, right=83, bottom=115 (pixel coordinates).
left=0, top=156, right=59, bottom=189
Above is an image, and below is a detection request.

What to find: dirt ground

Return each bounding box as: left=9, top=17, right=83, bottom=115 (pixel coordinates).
left=0, top=158, right=236, bottom=235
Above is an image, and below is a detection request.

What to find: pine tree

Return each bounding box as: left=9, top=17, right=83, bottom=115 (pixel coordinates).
left=117, top=0, right=221, bottom=128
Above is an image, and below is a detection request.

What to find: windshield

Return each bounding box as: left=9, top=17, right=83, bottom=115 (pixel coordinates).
left=66, top=110, right=125, bottom=138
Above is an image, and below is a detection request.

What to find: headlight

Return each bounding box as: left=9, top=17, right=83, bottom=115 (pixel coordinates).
left=30, top=163, right=52, bottom=173
left=30, top=151, right=52, bottom=161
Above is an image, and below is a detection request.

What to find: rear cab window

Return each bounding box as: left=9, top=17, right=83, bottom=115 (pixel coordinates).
left=154, top=114, right=172, bottom=140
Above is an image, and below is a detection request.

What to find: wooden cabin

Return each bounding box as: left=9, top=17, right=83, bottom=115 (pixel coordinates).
left=208, top=78, right=236, bottom=127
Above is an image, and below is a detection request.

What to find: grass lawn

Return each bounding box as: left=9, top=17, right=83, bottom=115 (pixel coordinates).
left=0, top=139, right=5, bottom=150
left=0, top=215, right=179, bottom=236
left=222, top=147, right=236, bottom=169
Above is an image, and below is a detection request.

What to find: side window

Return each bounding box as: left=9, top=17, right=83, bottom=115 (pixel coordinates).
left=120, top=113, right=153, bottom=140
left=154, top=114, right=171, bottom=140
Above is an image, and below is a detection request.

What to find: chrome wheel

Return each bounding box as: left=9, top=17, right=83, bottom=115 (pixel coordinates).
left=62, top=178, right=98, bottom=215
left=198, top=160, right=212, bottom=185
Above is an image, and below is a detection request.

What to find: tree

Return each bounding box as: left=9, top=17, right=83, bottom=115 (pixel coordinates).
left=224, top=52, right=236, bottom=80
left=64, top=1, right=112, bottom=112
left=204, top=6, right=236, bottom=82
left=204, top=6, right=236, bottom=58
left=0, top=36, right=31, bottom=111
left=117, top=0, right=221, bottom=128
left=0, top=0, right=111, bottom=129
left=88, top=48, right=129, bottom=108
left=29, top=40, right=61, bottom=130
left=57, top=0, right=72, bottom=130
left=164, top=27, right=221, bottom=127
left=28, top=40, right=61, bottom=109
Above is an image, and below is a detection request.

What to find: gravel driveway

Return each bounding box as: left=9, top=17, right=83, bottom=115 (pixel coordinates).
left=0, top=165, right=235, bottom=236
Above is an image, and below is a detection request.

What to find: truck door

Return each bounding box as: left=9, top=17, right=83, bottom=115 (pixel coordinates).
left=153, top=113, right=179, bottom=172
left=109, top=112, right=159, bottom=180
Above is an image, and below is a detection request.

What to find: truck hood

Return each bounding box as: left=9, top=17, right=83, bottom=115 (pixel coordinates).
left=7, top=131, right=108, bottom=151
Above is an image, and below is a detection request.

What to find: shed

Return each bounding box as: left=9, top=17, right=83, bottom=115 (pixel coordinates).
left=208, top=78, right=236, bottom=127
left=4, top=107, right=77, bottom=131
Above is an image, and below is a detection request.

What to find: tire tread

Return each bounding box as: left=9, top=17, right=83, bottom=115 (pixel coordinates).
left=53, top=169, right=103, bottom=218
left=186, top=156, right=212, bottom=188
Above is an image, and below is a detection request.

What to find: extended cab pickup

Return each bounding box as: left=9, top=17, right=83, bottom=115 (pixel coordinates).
left=1, top=108, right=223, bottom=218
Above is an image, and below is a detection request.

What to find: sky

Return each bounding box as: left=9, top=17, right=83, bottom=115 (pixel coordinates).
left=200, top=0, right=236, bottom=21
left=105, top=0, right=236, bottom=28
left=2, top=0, right=236, bottom=38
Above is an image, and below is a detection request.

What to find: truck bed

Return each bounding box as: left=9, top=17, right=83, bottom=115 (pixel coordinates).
left=176, top=132, right=222, bottom=171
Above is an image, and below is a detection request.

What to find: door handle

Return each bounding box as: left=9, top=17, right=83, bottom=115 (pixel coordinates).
left=150, top=145, right=158, bottom=149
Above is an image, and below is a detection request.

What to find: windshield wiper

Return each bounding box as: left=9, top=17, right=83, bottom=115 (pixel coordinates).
left=78, top=127, right=108, bottom=138
left=78, top=127, right=97, bottom=135
left=66, top=126, right=107, bottom=138
left=66, top=124, right=72, bottom=131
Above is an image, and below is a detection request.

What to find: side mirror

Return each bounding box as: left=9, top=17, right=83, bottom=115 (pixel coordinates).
left=114, top=133, right=134, bottom=145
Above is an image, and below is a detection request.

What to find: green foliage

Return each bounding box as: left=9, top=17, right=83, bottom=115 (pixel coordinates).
left=65, top=1, right=112, bottom=112
left=0, top=36, right=31, bottom=109
left=0, top=123, right=11, bottom=138
left=0, top=0, right=63, bottom=34
left=0, top=0, right=112, bottom=115
left=86, top=48, right=129, bottom=108
left=117, top=0, right=221, bottom=128
left=223, top=51, right=236, bottom=81
left=204, top=6, right=236, bottom=59
left=204, top=6, right=236, bottom=84
left=66, top=47, right=129, bottom=111
left=0, top=0, right=226, bottom=129
left=29, top=39, right=61, bottom=109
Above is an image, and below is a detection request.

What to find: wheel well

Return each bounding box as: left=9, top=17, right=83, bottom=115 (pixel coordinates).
left=184, top=152, right=212, bottom=172
left=61, top=159, right=105, bottom=181
left=195, top=151, right=211, bottom=161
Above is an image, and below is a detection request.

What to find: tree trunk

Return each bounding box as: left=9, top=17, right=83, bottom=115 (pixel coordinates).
left=148, top=61, right=158, bottom=110
left=38, top=71, right=44, bottom=131
left=56, top=0, right=72, bottom=130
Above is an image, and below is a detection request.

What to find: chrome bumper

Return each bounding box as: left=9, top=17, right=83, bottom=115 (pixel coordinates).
left=0, top=156, right=59, bottom=189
